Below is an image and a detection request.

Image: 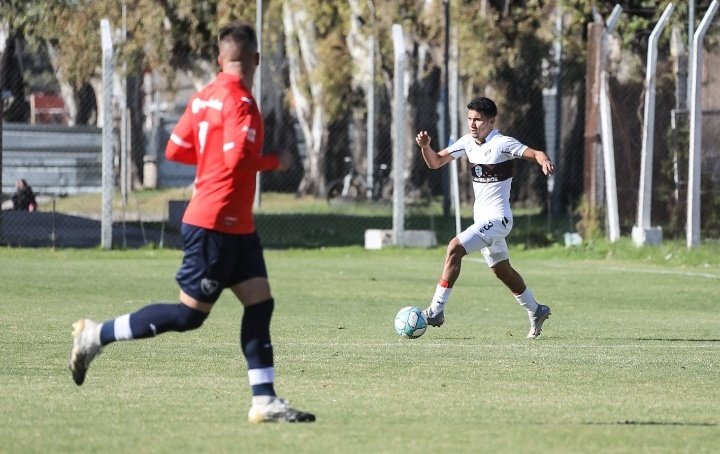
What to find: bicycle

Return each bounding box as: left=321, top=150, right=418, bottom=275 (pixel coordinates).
left=325, top=156, right=390, bottom=203
left=325, top=155, right=433, bottom=206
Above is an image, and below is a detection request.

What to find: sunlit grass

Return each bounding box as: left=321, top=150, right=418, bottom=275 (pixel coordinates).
left=1, top=247, right=718, bottom=453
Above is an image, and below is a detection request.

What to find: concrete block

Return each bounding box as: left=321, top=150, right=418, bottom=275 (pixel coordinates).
left=364, top=229, right=392, bottom=250
left=563, top=232, right=583, bottom=247
left=365, top=229, right=437, bottom=249
left=403, top=230, right=437, bottom=248
left=632, top=225, right=663, bottom=246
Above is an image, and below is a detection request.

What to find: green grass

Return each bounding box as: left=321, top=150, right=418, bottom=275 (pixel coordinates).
left=1, top=246, right=719, bottom=453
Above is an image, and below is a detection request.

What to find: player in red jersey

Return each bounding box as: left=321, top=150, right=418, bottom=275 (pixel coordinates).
left=68, top=22, right=315, bottom=423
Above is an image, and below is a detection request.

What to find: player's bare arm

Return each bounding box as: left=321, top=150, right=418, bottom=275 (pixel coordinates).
left=416, top=131, right=454, bottom=169
left=521, top=147, right=555, bottom=176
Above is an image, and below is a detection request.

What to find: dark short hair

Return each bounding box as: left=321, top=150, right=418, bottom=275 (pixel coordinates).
left=218, top=22, right=257, bottom=51
left=466, top=97, right=497, bottom=118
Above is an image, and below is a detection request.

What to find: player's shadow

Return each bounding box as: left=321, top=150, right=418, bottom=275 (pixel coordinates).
left=636, top=337, right=720, bottom=342
left=582, top=420, right=717, bottom=427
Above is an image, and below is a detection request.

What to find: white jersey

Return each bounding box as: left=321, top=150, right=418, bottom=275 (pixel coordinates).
left=447, top=129, right=527, bottom=223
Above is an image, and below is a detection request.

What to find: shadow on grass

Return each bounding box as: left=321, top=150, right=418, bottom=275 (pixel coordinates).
left=636, top=338, right=720, bottom=342
left=582, top=421, right=717, bottom=427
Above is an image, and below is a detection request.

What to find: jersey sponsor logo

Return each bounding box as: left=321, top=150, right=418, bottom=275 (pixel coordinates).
left=191, top=97, right=223, bottom=114
left=470, top=161, right=513, bottom=183
left=200, top=278, right=219, bottom=296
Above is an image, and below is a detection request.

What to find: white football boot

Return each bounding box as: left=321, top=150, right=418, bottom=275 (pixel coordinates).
left=68, top=319, right=103, bottom=385
left=527, top=304, right=551, bottom=339
left=248, top=396, right=316, bottom=423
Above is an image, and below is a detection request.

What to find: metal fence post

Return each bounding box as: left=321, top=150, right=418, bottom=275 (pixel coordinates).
left=633, top=3, right=674, bottom=247
left=449, top=25, right=461, bottom=237
left=254, top=0, right=263, bottom=209
left=391, top=24, right=406, bottom=247
left=101, top=19, right=114, bottom=250
left=366, top=31, right=375, bottom=200
left=687, top=0, right=719, bottom=248
left=0, top=51, right=3, bottom=246
left=599, top=4, right=622, bottom=242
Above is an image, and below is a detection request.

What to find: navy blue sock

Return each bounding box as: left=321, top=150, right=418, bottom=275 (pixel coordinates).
left=242, top=299, right=276, bottom=396
left=100, top=303, right=208, bottom=346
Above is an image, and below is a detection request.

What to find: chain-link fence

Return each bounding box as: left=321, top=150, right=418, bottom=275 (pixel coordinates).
left=2, top=2, right=719, bottom=249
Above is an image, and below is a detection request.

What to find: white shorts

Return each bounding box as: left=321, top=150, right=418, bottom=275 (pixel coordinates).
left=457, top=216, right=513, bottom=267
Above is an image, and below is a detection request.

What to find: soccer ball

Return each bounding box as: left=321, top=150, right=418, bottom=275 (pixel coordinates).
left=394, top=306, right=427, bottom=339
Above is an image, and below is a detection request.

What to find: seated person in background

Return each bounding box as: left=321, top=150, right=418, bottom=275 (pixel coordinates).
left=12, top=179, right=38, bottom=212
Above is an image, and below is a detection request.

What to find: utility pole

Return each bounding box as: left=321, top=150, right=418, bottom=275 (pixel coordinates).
left=583, top=21, right=603, bottom=214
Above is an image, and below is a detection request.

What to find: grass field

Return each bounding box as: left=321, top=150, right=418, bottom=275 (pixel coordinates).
left=1, top=245, right=719, bottom=453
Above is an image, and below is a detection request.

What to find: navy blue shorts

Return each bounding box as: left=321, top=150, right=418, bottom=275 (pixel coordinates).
left=175, top=224, right=268, bottom=303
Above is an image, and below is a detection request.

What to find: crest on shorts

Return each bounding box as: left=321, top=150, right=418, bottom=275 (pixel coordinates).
left=200, top=278, right=219, bottom=295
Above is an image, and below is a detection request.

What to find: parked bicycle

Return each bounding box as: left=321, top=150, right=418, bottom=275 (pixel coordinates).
left=325, top=156, right=390, bottom=203
left=325, top=155, right=433, bottom=206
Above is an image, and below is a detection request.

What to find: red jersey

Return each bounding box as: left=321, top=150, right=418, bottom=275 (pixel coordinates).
left=166, top=72, right=278, bottom=234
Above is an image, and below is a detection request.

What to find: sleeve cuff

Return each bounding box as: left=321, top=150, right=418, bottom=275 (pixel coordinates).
left=260, top=155, right=280, bottom=172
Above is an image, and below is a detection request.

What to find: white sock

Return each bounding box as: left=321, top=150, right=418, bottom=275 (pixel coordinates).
left=430, top=284, right=452, bottom=312
left=514, top=288, right=539, bottom=314
left=252, top=395, right=274, bottom=406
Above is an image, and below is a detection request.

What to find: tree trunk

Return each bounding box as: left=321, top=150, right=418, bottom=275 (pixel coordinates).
left=88, top=77, right=104, bottom=127
left=346, top=0, right=372, bottom=176
left=282, top=0, right=327, bottom=196
left=257, top=20, right=304, bottom=193
left=45, top=41, right=78, bottom=126
left=1, top=35, right=29, bottom=122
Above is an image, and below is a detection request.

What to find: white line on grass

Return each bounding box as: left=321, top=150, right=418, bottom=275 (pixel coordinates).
left=556, top=263, right=720, bottom=280
left=465, top=257, right=720, bottom=280
left=298, top=342, right=720, bottom=349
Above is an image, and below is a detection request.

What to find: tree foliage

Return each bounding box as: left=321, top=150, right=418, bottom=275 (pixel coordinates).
left=0, top=0, right=258, bottom=89
left=4, top=0, right=718, bottom=217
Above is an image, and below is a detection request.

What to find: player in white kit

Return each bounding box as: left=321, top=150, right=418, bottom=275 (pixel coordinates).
left=416, top=97, right=555, bottom=338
